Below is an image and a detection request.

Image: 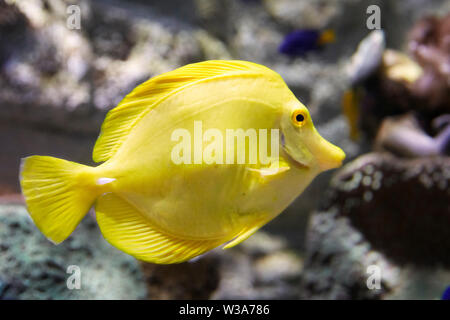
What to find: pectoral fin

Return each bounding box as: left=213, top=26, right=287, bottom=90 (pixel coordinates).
left=95, top=193, right=223, bottom=264
left=246, top=157, right=290, bottom=181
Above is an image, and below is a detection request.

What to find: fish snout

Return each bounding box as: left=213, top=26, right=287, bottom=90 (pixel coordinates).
left=313, top=135, right=346, bottom=171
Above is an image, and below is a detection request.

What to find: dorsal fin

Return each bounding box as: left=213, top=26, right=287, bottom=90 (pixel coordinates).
left=92, top=60, right=273, bottom=163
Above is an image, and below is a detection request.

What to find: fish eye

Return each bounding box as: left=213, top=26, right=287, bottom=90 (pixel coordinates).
left=291, top=110, right=307, bottom=127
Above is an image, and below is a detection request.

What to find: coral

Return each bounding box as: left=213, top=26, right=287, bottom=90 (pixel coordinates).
left=0, top=204, right=147, bottom=299
left=324, top=152, right=450, bottom=266
left=301, top=153, right=450, bottom=299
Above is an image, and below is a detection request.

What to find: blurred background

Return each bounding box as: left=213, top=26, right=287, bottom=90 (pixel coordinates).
left=0, top=0, right=449, bottom=299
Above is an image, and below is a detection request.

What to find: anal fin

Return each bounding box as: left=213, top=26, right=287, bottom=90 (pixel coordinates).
left=95, top=193, right=223, bottom=264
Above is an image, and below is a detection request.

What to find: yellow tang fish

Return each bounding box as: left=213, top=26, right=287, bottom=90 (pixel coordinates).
left=20, top=60, right=345, bottom=264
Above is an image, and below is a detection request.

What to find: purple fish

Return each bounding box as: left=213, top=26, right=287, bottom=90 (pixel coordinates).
left=279, top=29, right=335, bottom=56
left=443, top=286, right=450, bottom=300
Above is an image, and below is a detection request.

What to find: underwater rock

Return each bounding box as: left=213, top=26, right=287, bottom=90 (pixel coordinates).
left=0, top=0, right=32, bottom=67
left=0, top=203, right=147, bottom=299
left=263, top=0, right=340, bottom=30
left=0, top=0, right=207, bottom=135
left=141, top=255, right=221, bottom=299
left=300, top=207, right=450, bottom=300
left=324, top=152, right=450, bottom=266
left=194, top=30, right=232, bottom=60
left=193, top=0, right=230, bottom=41
left=211, top=231, right=304, bottom=299
left=227, top=0, right=283, bottom=63
left=300, top=207, right=395, bottom=299
left=300, top=152, right=450, bottom=299
left=139, top=231, right=304, bottom=299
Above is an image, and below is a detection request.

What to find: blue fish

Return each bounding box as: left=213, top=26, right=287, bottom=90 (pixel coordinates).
left=442, top=286, right=450, bottom=300
left=279, top=29, right=335, bottom=56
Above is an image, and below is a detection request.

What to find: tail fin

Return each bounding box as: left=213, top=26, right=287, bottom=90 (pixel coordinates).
left=19, top=156, right=99, bottom=244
